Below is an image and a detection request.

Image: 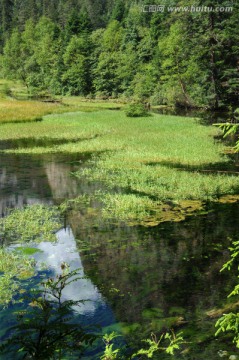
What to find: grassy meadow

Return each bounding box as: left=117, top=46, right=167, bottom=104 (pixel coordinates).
left=0, top=98, right=239, bottom=223
left=0, top=80, right=122, bottom=123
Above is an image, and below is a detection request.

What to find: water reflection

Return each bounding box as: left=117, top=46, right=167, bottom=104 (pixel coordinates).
left=72, top=211, right=232, bottom=319
left=69, top=202, right=239, bottom=358
left=1, top=146, right=239, bottom=358
left=5, top=227, right=117, bottom=359
left=33, top=226, right=118, bottom=358
left=0, top=151, right=119, bottom=356
left=34, top=227, right=104, bottom=315
left=0, top=153, right=91, bottom=216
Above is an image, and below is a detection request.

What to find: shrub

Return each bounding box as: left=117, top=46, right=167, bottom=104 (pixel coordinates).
left=125, top=103, right=151, bottom=117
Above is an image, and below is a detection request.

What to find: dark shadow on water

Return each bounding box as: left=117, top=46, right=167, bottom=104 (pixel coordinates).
left=146, top=159, right=239, bottom=176
left=0, top=134, right=101, bottom=150
left=71, top=197, right=239, bottom=360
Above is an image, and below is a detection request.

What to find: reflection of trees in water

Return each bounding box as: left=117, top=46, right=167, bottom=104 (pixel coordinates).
left=44, top=161, right=79, bottom=200
left=0, top=153, right=85, bottom=216
left=0, top=154, right=52, bottom=216
left=70, top=203, right=239, bottom=325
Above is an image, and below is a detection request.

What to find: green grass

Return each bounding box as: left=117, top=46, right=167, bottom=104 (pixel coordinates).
left=0, top=79, right=123, bottom=124
left=0, top=108, right=238, bottom=222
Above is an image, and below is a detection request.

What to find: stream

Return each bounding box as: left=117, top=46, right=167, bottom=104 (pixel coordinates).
left=0, top=129, right=239, bottom=358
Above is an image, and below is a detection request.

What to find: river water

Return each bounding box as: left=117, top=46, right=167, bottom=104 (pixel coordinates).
left=0, top=135, right=239, bottom=358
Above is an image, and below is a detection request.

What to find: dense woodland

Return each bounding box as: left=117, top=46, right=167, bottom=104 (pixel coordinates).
left=0, top=0, right=238, bottom=109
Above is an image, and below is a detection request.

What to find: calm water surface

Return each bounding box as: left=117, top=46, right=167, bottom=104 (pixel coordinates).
left=0, top=135, right=239, bottom=358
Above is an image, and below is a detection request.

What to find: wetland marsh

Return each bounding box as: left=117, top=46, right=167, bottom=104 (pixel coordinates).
left=0, top=99, right=239, bottom=359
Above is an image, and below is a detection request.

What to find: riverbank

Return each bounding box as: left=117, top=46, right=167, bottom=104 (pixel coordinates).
left=0, top=107, right=238, bottom=223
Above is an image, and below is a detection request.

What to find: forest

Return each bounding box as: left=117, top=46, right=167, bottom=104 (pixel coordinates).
left=0, top=0, right=238, bottom=109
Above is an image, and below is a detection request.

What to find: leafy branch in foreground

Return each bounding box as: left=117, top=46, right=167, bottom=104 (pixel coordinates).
left=132, top=331, right=184, bottom=359
left=214, top=108, right=239, bottom=150
left=0, top=258, right=184, bottom=359
left=207, top=114, right=239, bottom=351
left=215, top=239, right=239, bottom=348
left=100, top=330, right=184, bottom=359
left=0, top=263, right=98, bottom=360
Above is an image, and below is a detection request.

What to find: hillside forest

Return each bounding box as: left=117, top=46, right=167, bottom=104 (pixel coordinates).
left=0, top=0, right=238, bottom=109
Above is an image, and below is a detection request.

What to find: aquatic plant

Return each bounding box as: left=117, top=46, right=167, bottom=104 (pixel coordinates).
left=0, top=204, right=61, bottom=244
left=0, top=248, right=35, bottom=305
left=1, top=109, right=239, bottom=222
left=0, top=204, right=61, bottom=306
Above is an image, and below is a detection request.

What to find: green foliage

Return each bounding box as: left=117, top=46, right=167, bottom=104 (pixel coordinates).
left=62, top=34, right=92, bottom=95
left=133, top=331, right=184, bottom=358
left=1, top=2, right=239, bottom=107
left=164, top=332, right=184, bottom=355
left=220, top=240, right=239, bottom=273
left=101, top=331, right=184, bottom=359
left=0, top=248, right=35, bottom=305
left=2, top=17, right=62, bottom=95
left=101, top=332, right=121, bottom=360
left=215, top=237, right=239, bottom=348
left=111, top=0, right=127, bottom=22
left=215, top=123, right=238, bottom=138
left=125, top=103, right=150, bottom=117
left=0, top=264, right=98, bottom=359
left=214, top=108, right=239, bottom=150
left=2, top=29, right=26, bottom=83
left=215, top=107, right=239, bottom=348
left=0, top=272, right=19, bottom=306
left=0, top=204, right=61, bottom=244
left=214, top=116, right=239, bottom=348
left=92, top=21, right=124, bottom=97
left=0, top=204, right=60, bottom=306
left=65, top=9, right=92, bottom=37
left=1, top=110, right=238, bottom=217
left=215, top=313, right=239, bottom=348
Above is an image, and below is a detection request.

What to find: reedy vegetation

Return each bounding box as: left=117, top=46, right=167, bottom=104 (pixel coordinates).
left=0, top=248, right=35, bottom=306
left=1, top=109, right=238, bottom=221
left=0, top=205, right=61, bottom=306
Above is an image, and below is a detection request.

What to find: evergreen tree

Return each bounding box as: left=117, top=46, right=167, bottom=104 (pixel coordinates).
left=93, top=20, right=123, bottom=96
left=2, top=29, right=25, bottom=83
left=0, top=0, right=14, bottom=44
left=62, top=34, right=92, bottom=95
left=0, top=0, right=237, bottom=107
